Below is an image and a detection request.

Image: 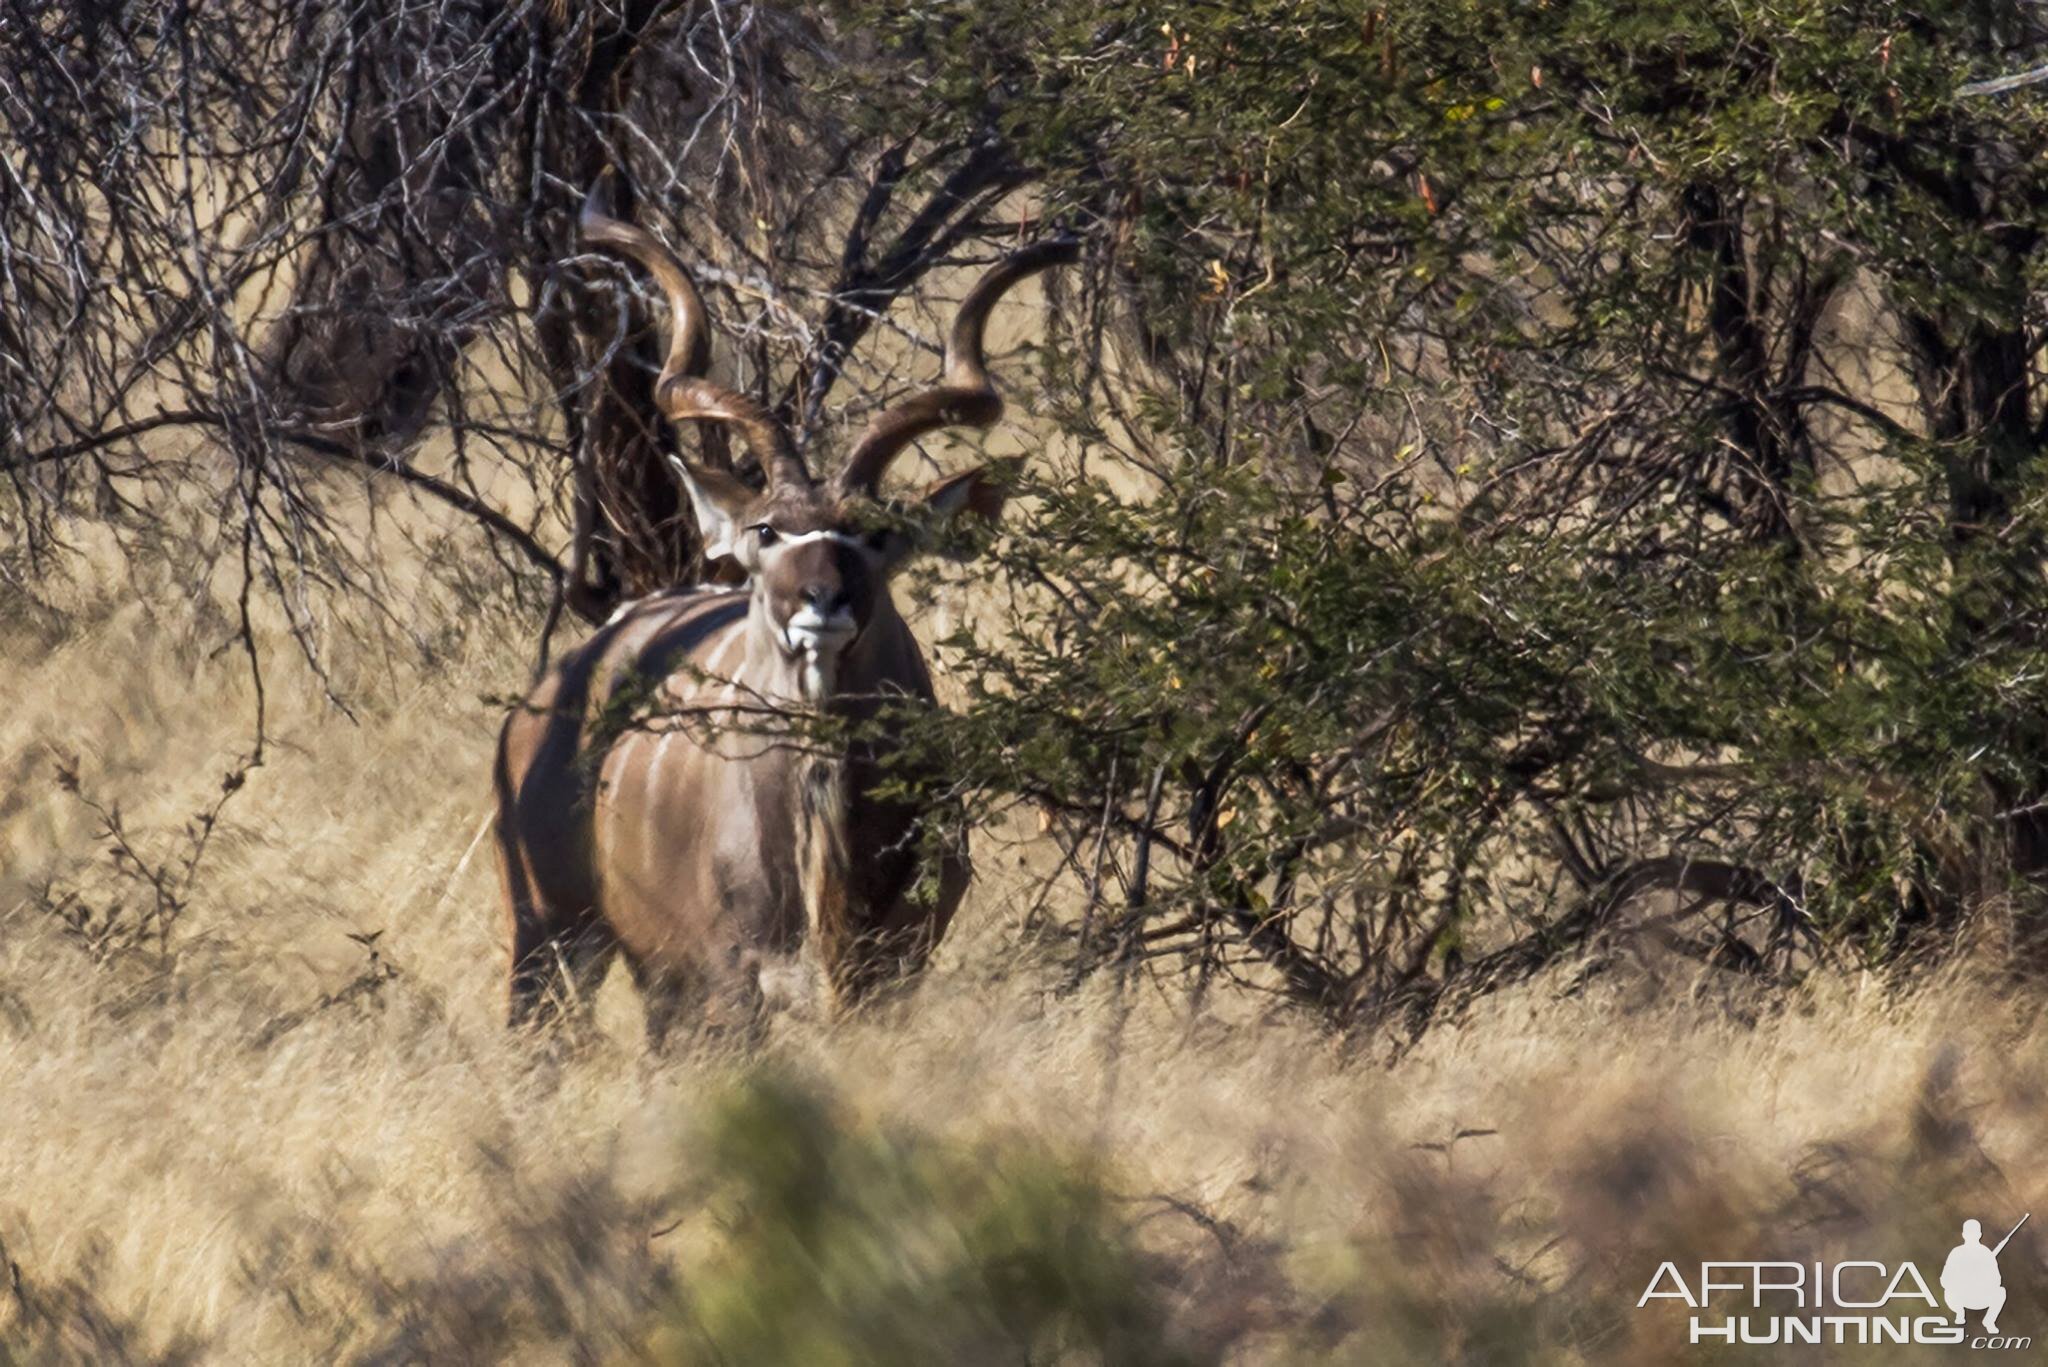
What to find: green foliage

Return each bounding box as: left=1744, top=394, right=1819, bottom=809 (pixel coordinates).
left=837, top=0, right=2048, bottom=1017
left=648, top=1076, right=1207, bottom=1366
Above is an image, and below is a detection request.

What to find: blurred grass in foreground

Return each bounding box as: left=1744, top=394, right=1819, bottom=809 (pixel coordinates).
left=12, top=1048, right=2039, bottom=1366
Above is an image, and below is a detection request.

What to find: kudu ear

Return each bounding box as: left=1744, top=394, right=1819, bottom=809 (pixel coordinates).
left=666, top=455, right=755, bottom=564
left=918, top=459, right=1019, bottom=560
left=924, top=458, right=1018, bottom=522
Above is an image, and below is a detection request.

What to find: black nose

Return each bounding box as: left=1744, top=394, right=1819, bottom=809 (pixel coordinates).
left=801, top=584, right=848, bottom=613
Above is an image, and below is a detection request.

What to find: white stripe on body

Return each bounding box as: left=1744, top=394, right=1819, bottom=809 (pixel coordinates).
left=640, top=594, right=750, bottom=867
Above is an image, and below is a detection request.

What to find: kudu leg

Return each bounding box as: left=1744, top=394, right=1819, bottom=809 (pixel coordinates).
left=841, top=841, right=970, bottom=1005
left=631, top=965, right=693, bottom=1053
left=628, top=953, right=772, bottom=1054
left=508, top=915, right=616, bottom=1031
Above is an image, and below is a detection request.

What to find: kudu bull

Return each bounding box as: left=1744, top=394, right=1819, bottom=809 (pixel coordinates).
left=494, top=189, right=1074, bottom=1043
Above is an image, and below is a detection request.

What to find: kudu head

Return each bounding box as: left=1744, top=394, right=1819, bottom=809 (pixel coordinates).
left=581, top=183, right=1075, bottom=681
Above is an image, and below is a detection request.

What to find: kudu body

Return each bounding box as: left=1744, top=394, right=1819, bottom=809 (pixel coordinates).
left=494, top=190, right=1073, bottom=1042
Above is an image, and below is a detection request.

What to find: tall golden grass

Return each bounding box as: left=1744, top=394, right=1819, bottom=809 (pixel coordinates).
left=2, top=513, right=2045, bottom=1364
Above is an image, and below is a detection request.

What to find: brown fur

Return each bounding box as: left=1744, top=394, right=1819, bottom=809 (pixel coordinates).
left=494, top=582, right=967, bottom=1044
left=493, top=189, right=1063, bottom=1042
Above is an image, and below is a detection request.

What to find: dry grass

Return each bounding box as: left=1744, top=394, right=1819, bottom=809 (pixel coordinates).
left=3, top=520, right=2046, bottom=1364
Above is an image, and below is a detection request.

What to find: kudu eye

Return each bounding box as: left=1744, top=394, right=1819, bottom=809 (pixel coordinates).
left=753, top=523, right=778, bottom=547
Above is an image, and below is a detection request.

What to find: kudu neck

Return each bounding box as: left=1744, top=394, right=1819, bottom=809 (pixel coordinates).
left=741, top=589, right=911, bottom=710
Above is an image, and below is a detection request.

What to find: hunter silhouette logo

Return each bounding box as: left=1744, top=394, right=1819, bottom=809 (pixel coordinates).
left=1637, top=1212, right=2032, bottom=1349
left=1943, top=1216, right=2026, bottom=1336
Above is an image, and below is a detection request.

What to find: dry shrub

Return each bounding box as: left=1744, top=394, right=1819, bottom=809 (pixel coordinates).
left=3, top=538, right=2047, bottom=1365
